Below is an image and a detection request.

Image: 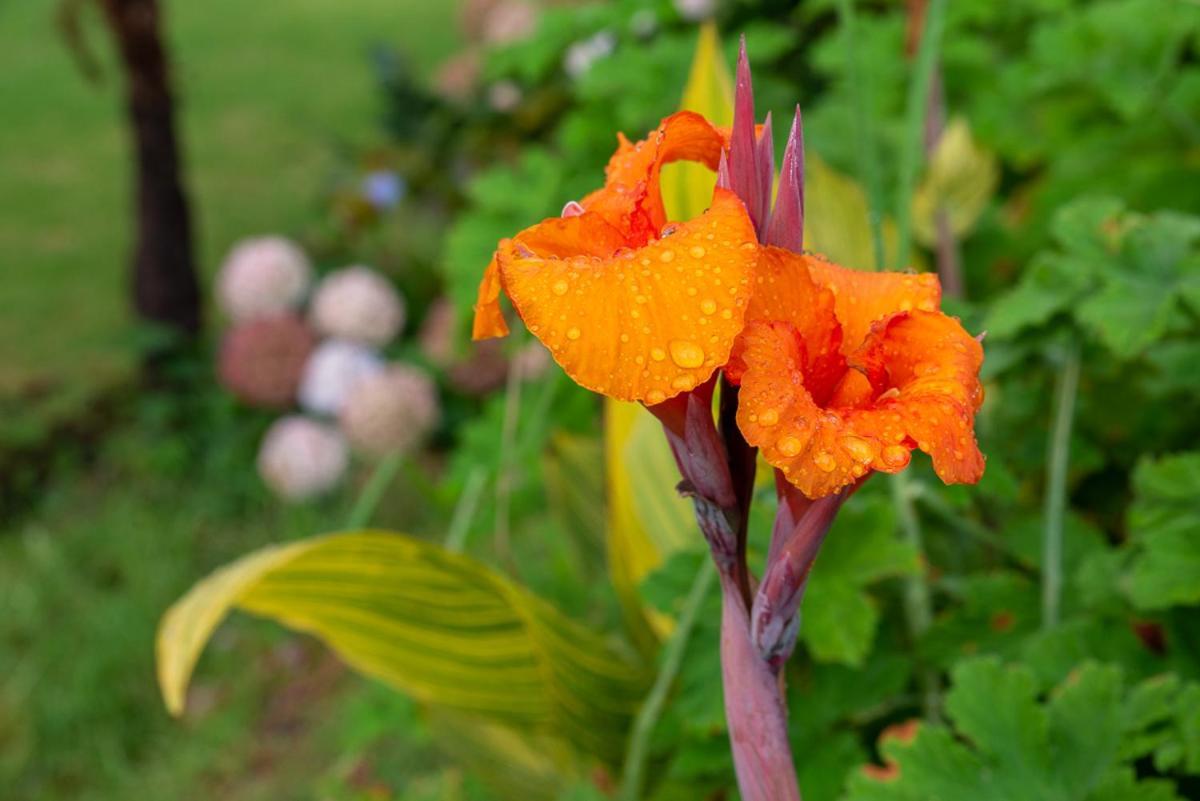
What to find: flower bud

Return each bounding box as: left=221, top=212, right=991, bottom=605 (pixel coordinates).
left=340, top=364, right=440, bottom=458
left=298, top=340, right=385, bottom=416
left=216, top=236, right=312, bottom=321
left=309, top=266, right=405, bottom=346
left=257, top=416, right=348, bottom=500
left=218, top=314, right=316, bottom=408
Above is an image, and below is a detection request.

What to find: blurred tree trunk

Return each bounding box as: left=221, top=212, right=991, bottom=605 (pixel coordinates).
left=98, top=0, right=201, bottom=342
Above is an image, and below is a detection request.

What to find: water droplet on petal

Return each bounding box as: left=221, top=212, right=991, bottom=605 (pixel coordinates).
left=759, top=408, right=780, bottom=427
left=882, top=445, right=910, bottom=467
left=651, top=348, right=666, bottom=362
left=566, top=327, right=581, bottom=341
left=552, top=280, right=569, bottom=296
left=841, top=436, right=878, bottom=463
left=813, top=451, right=836, bottom=472
left=669, top=340, right=704, bottom=368
left=672, top=375, right=697, bottom=391
left=700, top=299, right=717, bottom=315
left=689, top=245, right=706, bottom=258
left=777, top=436, right=802, bottom=457
left=646, top=389, right=666, bottom=405
left=659, top=249, right=676, bottom=263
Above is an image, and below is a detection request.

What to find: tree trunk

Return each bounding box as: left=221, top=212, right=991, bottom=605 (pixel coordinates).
left=99, top=0, right=201, bottom=341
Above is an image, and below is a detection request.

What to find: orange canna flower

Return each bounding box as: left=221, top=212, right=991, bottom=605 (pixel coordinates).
left=732, top=247, right=985, bottom=498
left=472, top=45, right=985, bottom=500
left=472, top=111, right=760, bottom=404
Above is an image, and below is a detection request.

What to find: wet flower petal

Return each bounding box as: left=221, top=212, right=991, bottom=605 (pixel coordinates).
left=736, top=309, right=984, bottom=498
left=472, top=257, right=510, bottom=339
left=499, top=188, right=756, bottom=403
left=728, top=247, right=843, bottom=405
left=807, top=257, right=941, bottom=353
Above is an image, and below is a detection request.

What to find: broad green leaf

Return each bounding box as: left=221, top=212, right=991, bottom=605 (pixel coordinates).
left=845, top=658, right=1195, bottom=801
left=912, top=117, right=999, bottom=247
left=157, top=531, right=649, bottom=766
left=426, top=708, right=582, bottom=801
left=605, top=23, right=733, bottom=649
left=1125, top=451, right=1200, bottom=610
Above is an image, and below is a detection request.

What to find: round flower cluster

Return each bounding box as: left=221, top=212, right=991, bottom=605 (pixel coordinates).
left=213, top=237, right=441, bottom=501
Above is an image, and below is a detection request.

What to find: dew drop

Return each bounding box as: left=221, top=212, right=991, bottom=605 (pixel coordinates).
left=689, top=245, right=706, bottom=259
left=841, top=436, right=878, bottom=463
left=620, top=333, right=630, bottom=343
left=672, top=375, right=697, bottom=391
left=700, top=299, right=717, bottom=315
left=552, top=280, right=569, bottom=296
left=668, top=340, right=705, bottom=368
left=759, top=408, right=780, bottom=427
left=882, top=445, right=910, bottom=467
left=566, top=327, right=581, bottom=341
left=651, top=348, right=666, bottom=362
left=659, top=249, right=676, bottom=263
left=777, top=436, right=802, bottom=457
left=721, top=309, right=733, bottom=319
left=813, top=451, right=836, bottom=472
left=646, top=389, right=666, bottom=405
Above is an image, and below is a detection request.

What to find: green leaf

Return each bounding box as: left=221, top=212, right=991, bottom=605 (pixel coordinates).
left=1126, top=451, right=1200, bottom=610
left=846, top=658, right=1193, bottom=801
left=800, top=496, right=917, bottom=666
left=157, top=531, right=649, bottom=766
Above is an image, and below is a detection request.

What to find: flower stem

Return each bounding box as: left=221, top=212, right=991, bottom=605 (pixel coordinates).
left=890, top=472, right=940, bottom=719
left=835, top=0, right=887, bottom=269
left=894, top=0, right=948, bottom=269
left=1042, top=340, right=1081, bottom=629
left=345, top=451, right=406, bottom=529
left=618, top=558, right=716, bottom=801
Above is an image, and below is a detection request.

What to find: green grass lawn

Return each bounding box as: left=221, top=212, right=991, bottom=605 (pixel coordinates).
left=0, top=0, right=460, bottom=396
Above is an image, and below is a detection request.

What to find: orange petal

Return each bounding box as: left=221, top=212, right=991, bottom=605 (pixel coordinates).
left=730, top=247, right=844, bottom=404
left=582, top=111, right=729, bottom=243
left=736, top=311, right=984, bottom=498
left=806, top=257, right=942, bottom=353
left=472, top=212, right=629, bottom=341
left=499, top=188, right=757, bottom=403
left=850, top=310, right=986, bottom=485
left=472, top=256, right=510, bottom=340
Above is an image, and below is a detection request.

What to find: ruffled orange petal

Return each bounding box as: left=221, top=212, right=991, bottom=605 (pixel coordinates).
left=806, top=257, right=942, bottom=353
left=850, top=310, right=985, bottom=485
left=499, top=188, right=757, bottom=403
left=471, top=212, right=629, bottom=341
left=736, top=310, right=984, bottom=498
left=472, top=257, right=510, bottom=340
left=581, top=111, right=729, bottom=243
left=729, top=247, right=845, bottom=403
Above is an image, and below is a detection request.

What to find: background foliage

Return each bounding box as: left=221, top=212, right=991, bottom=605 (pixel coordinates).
left=3, top=0, right=1200, bottom=799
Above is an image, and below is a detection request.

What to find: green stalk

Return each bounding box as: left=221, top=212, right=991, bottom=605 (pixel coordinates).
left=894, top=0, right=948, bottom=269
left=619, top=559, right=716, bottom=801
left=836, top=0, right=887, bottom=269
left=444, top=466, right=488, bottom=553
left=345, top=451, right=406, bottom=529
left=1042, top=341, right=1081, bottom=629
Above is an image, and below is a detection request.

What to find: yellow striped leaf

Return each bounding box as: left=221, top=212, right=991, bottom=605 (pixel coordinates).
left=157, top=530, right=649, bottom=766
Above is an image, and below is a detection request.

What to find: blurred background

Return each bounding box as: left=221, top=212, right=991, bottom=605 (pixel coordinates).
left=3, top=0, right=1200, bottom=799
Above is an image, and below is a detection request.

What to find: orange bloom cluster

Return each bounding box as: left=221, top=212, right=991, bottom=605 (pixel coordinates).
left=473, top=111, right=984, bottom=498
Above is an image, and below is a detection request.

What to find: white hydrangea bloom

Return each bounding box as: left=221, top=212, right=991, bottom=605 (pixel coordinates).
left=309, top=266, right=405, bottom=346
left=216, top=236, right=312, bottom=321
left=298, top=340, right=385, bottom=416
left=257, top=416, right=348, bottom=500
left=340, top=364, right=441, bottom=458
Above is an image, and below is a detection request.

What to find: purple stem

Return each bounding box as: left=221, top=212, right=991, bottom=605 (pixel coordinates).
left=720, top=569, right=803, bottom=801
left=752, top=489, right=849, bottom=668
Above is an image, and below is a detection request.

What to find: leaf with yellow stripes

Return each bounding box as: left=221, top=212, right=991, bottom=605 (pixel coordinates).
left=606, top=23, right=733, bottom=650
left=157, top=530, right=649, bottom=767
